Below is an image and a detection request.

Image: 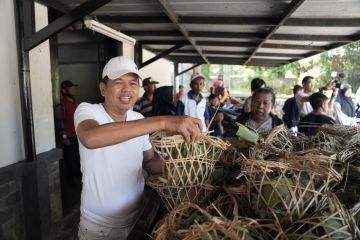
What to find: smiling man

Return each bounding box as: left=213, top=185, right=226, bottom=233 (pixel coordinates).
left=74, top=56, right=202, bottom=240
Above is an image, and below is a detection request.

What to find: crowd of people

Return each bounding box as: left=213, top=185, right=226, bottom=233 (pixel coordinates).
left=58, top=56, right=359, bottom=239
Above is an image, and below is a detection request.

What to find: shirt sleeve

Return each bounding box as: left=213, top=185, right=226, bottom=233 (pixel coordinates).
left=175, top=100, right=185, bottom=116
left=74, top=103, right=96, bottom=132
left=143, top=134, right=152, bottom=151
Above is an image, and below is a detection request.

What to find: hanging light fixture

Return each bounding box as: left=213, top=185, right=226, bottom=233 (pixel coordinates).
left=84, top=19, right=136, bottom=46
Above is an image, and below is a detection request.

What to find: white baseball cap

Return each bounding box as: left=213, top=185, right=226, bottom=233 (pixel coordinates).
left=191, top=73, right=205, bottom=82
left=102, top=56, right=140, bottom=80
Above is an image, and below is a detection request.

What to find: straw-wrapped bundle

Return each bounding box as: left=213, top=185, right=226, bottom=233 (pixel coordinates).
left=240, top=157, right=342, bottom=226
left=283, top=192, right=360, bottom=239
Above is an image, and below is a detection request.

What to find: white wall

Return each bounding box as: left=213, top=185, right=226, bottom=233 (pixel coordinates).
left=0, top=0, right=25, bottom=167
left=29, top=3, right=56, bottom=154
left=123, top=42, right=134, bottom=60
left=139, top=49, right=173, bottom=96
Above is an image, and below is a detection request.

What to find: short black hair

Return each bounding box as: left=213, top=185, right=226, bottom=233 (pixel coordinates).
left=309, top=92, right=328, bottom=110
left=179, top=85, right=184, bottom=89
left=293, top=84, right=303, bottom=94
left=101, top=76, right=109, bottom=84
left=208, top=94, right=218, bottom=101
left=251, top=78, right=266, bottom=92
left=302, top=76, right=313, bottom=85
left=252, top=87, right=276, bottom=105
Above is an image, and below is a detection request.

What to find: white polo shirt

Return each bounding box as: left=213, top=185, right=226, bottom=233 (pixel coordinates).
left=74, top=103, right=152, bottom=228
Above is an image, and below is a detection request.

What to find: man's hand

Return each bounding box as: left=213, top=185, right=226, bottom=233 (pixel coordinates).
left=162, top=116, right=203, bottom=142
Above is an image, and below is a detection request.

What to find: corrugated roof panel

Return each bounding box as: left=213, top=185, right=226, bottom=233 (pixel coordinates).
left=292, top=0, right=360, bottom=18
left=265, top=39, right=332, bottom=46
left=168, top=0, right=289, bottom=17
left=277, top=26, right=360, bottom=36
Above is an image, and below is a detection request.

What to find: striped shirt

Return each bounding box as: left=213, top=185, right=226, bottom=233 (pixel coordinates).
left=133, top=93, right=153, bottom=117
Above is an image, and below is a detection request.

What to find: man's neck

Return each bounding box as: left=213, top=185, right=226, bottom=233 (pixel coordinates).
left=191, top=91, right=201, bottom=101
left=103, top=103, right=127, bottom=122
left=312, top=109, right=324, bottom=115
left=65, top=95, right=75, bottom=102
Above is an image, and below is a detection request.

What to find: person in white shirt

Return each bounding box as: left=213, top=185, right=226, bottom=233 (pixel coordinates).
left=296, top=76, right=314, bottom=117
left=333, top=83, right=357, bottom=126
left=75, top=56, right=202, bottom=240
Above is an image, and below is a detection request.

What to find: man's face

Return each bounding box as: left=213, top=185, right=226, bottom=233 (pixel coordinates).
left=63, top=86, right=76, bottom=97
left=303, top=78, right=314, bottom=92
left=100, top=73, right=139, bottom=115
left=191, top=78, right=204, bottom=95
left=144, top=83, right=156, bottom=94
left=251, top=92, right=274, bottom=120
left=210, top=97, right=220, bottom=108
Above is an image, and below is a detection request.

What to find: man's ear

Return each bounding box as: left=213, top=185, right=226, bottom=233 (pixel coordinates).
left=99, top=82, right=106, bottom=97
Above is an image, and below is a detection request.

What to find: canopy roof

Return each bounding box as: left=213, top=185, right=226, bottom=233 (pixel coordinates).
left=44, top=0, right=360, bottom=67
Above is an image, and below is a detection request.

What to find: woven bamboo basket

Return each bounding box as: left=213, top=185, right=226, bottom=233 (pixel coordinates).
left=147, top=176, right=215, bottom=211
left=240, top=157, right=342, bottom=226
left=151, top=202, right=283, bottom=240
left=283, top=192, right=360, bottom=239
left=149, top=131, right=229, bottom=186
left=248, top=125, right=294, bottom=160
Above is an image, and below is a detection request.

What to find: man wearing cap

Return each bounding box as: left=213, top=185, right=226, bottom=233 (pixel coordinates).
left=133, top=77, right=159, bottom=117
left=175, top=73, right=210, bottom=132
left=60, top=80, right=82, bottom=183
left=74, top=56, right=202, bottom=239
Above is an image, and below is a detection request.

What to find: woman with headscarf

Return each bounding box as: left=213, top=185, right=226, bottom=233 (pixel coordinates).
left=333, top=84, right=357, bottom=126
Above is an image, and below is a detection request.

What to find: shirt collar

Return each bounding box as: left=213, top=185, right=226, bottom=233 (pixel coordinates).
left=187, top=91, right=203, bottom=102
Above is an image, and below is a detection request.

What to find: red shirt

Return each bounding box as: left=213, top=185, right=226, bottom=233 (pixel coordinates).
left=61, top=97, right=79, bottom=138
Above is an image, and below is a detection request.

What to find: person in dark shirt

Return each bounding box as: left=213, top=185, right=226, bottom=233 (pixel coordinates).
left=282, top=85, right=303, bottom=135
left=152, top=86, right=175, bottom=116
left=208, top=94, right=224, bottom=137
left=299, top=92, right=335, bottom=136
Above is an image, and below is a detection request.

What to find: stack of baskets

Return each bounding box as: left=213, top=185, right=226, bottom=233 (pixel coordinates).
left=147, top=131, right=228, bottom=211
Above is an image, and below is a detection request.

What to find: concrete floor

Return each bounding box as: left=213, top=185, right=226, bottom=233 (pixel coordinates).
left=58, top=204, right=80, bottom=240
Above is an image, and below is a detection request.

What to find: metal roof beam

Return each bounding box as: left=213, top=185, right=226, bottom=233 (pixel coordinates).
left=262, top=43, right=325, bottom=51
left=97, top=15, right=171, bottom=23
left=203, top=50, right=252, bottom=56
left=36, top=0, right=72, bottom=12
left=188, top=31, right=352, bottom=42
left=197, top=41, right=258, bottom=47
left=244, top=0, right=305, bottom=65
left=179, top=16, right=278, bottom=26
left=255, top=52, right=305, bottom=58
left=176, top=63, right=202, bottom=76
left=122, top=30, right=182, bottom=37
left=285, top=18, right=360, bottom=27
left=189, top=31, right=265, bottom=39
left=140, top=45, right=184, bottom=69
left=271, top=34, right=353, bottom=42
left=168, top=55, right=246, bottom=64
left=156, top=0, right=209, bottom=63
left=96, top=15, right=360, bottom=27
left=141, top=40, right=190, bottom=45
left=24, top=0, right=112, bottom=51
